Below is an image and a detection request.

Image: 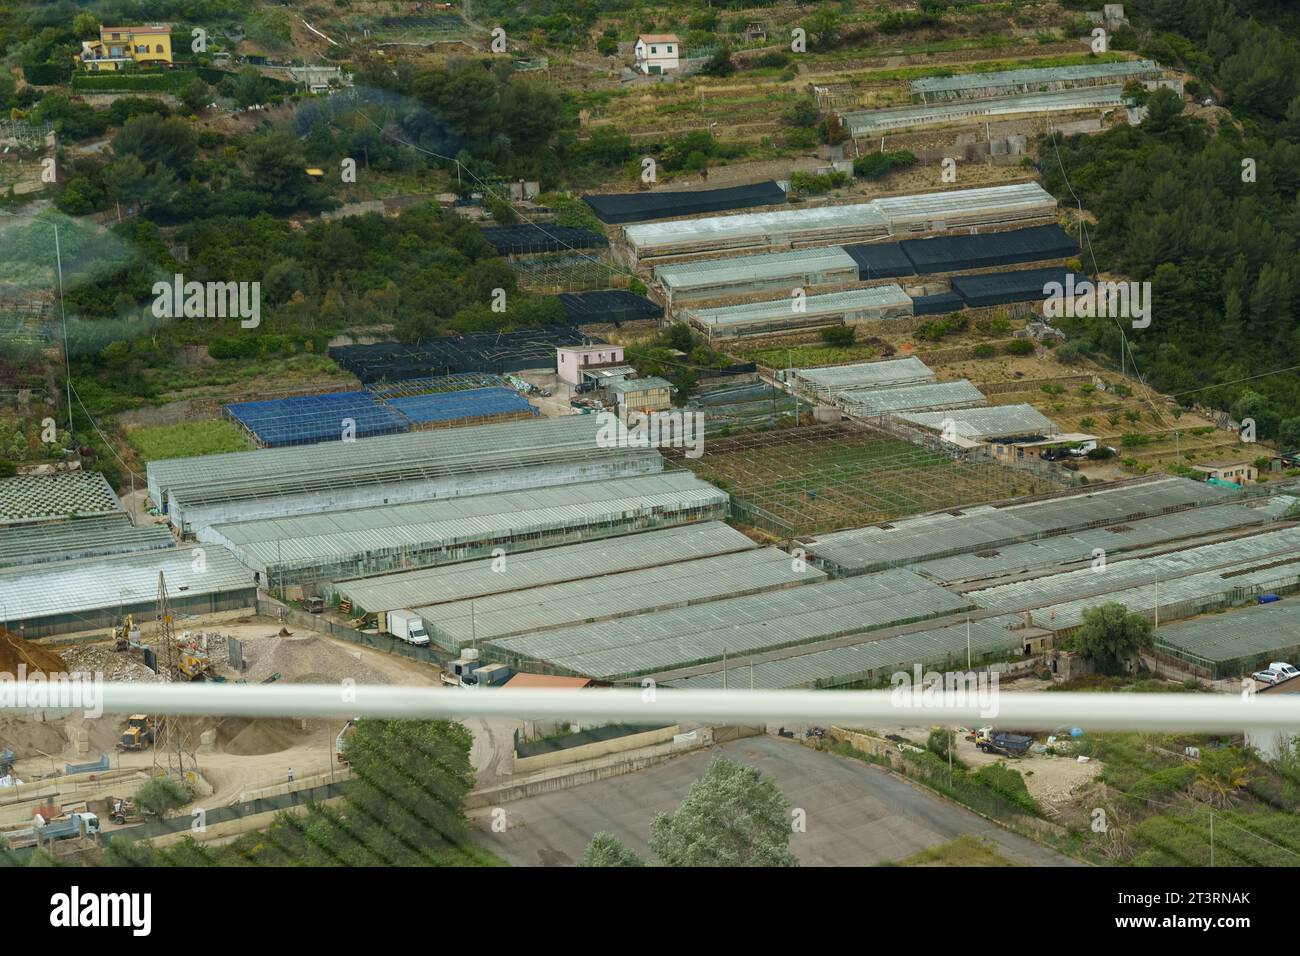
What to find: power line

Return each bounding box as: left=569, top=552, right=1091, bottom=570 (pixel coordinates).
left=1046, top=118, right=1171, bottom=430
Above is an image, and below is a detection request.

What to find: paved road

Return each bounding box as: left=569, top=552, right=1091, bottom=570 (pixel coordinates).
left=470, top=736, right=1080, bottom=867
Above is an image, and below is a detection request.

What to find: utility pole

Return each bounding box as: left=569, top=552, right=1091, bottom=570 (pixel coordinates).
left=53, top=222, right=73, bottom=440
left=948, top=729, right=953, bottom=787
left=153, top=572, right=195, bottom=784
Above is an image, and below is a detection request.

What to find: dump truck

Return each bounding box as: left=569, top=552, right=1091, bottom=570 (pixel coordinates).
left=117, top=715, right=156, bottom=752
left=975, top=728, right=1033, bottom=758
left=379, top=609, right=430, bottom=647
left=35, top=811, right=100, bottom=842
left=335, top=718, right=358, bottom=765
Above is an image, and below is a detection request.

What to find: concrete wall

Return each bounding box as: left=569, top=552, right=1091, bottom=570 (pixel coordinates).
left=513, top=724, right=680, bottom=774
left=466, top=727, right=713, bottom=808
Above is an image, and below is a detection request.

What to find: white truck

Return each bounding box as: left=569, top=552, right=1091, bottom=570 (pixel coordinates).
left=379, top=609, right=430, bottom=647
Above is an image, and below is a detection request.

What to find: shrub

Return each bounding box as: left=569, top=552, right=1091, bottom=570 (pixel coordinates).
left=1004, top=339, right=1035, bottom=356
left=820, top=325, right=856, bottom=347
left=853, top=149, right=918, bottom=179
left=973, top=343, right=996, bottom=358
left=788, top=171, right=848, bottom=196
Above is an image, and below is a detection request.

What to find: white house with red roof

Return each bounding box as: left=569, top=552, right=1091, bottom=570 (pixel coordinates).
left=634, top=34, right=681, bottom=74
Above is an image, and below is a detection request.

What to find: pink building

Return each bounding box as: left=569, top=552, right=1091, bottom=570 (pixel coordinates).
left=556, top=345, right=626, bottom=386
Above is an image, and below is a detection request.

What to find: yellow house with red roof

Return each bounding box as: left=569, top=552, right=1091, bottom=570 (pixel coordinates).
left=79, top=23, right=173, bottom=72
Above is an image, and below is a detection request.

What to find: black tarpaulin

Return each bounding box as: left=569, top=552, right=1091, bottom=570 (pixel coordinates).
left=583, top=181, right=787, bottom=224
left=901, top=224, right=1077, bottom=275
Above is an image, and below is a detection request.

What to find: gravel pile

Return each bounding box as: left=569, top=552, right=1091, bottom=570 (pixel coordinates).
left=243, top=633, right=390, bottom=686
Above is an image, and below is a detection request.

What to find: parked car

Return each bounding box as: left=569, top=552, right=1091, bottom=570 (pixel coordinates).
left=1251, top=662, right=1300, bottom=685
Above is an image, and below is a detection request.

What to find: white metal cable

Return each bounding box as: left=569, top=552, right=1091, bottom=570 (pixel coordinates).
left=6, top=685, right=1300, bottom=732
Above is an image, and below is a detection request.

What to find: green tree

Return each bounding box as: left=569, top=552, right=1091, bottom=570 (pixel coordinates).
left=648, top=758, right=799, bottom=867
left=112, top=114, right=197, bottom=176
left=340, top=718, right=475, bottom=863
left=1278, top=418, right=1300, bottom=452
left=701, top=47, right=736, bottom=78
left=178, top=75, right=211, bottom=114
left=580, top=832, right=646, bottom=866
left=72, top=13, right=99, bottom=39
left=666, top=323, right=695, bottom=352
left=806, top=8, right=841, bottom=51
left=820, top=325, right=856, bottom=347
left=1072, top=602, right=1154, bottom=677
left=246, top=9, right=293, bottom=49
left=135, top=775, right=191, bottom=819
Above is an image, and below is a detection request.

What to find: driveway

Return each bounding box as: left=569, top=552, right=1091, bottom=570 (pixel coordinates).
left=469, top=735, right=1080, bottom=866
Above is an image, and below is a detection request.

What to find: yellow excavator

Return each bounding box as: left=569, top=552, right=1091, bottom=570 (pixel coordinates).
left=111, top=615, right=142, bottom=651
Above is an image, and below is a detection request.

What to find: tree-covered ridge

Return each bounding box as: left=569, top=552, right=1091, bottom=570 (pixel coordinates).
left=1042, top=0, right=1300, bottom=444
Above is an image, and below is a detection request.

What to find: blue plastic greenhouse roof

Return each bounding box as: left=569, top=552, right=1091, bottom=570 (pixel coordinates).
left=386, top=386, right=537, bottom=425
left=227, top=391, right=410, bottom=447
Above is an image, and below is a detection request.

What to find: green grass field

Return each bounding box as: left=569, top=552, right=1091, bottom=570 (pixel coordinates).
left=126, top=420, right=252, bottom=461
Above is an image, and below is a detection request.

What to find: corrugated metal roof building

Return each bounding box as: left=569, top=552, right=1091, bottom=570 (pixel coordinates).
left=664, top=614, right=1026, bottom=688
left=654, top=247, right=861, bottom=306
left=148, top=416, right=662, bottom=534
left=685, top=286, right=913, bottom=340
left=793, top=357, right=935, bottom=398
left=911, top=60, right=1161, bottom=101
left=845, top=87, right=1125, bottom=137
left=626, top=203, right=889, bottom=263
left=0, top=546, right=255, bottom=639
left=913, top=501, right=1287, bottom=586
left=415, top=547, right=824, bottom=652
left=899, top=404, right=1057, bottom=439
left=871, top=183, right=1057, bottom=234
left=837, top=379, right=986, bottom=415
left=965, top=526, right=1300, bottom=612
left=0, top=514, right=174, bottom=569
left=1154, top=600, right=1300, bottom=679
left=200, top=472, right=729, bottom=586
left=326, top=521, right=755, bottom=613
left=485, top=568, right=971, bottom=680
left=807, top=477, right=1241, bottom=575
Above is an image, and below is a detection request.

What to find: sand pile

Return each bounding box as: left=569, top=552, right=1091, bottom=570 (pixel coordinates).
left=0, top=630, right=66, bottom=676
left=244, top=634, right=389, bottom=685
left=0, top=715, right=67, bottom=758
left=215, top=716, right=306, bottom=756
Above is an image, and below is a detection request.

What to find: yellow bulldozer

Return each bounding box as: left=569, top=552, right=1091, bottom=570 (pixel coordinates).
left=117, top=715, right=156, bottom=752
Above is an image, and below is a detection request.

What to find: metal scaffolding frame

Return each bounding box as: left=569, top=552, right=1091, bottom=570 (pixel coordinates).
left=666, top=421, right=1064, bottom=537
